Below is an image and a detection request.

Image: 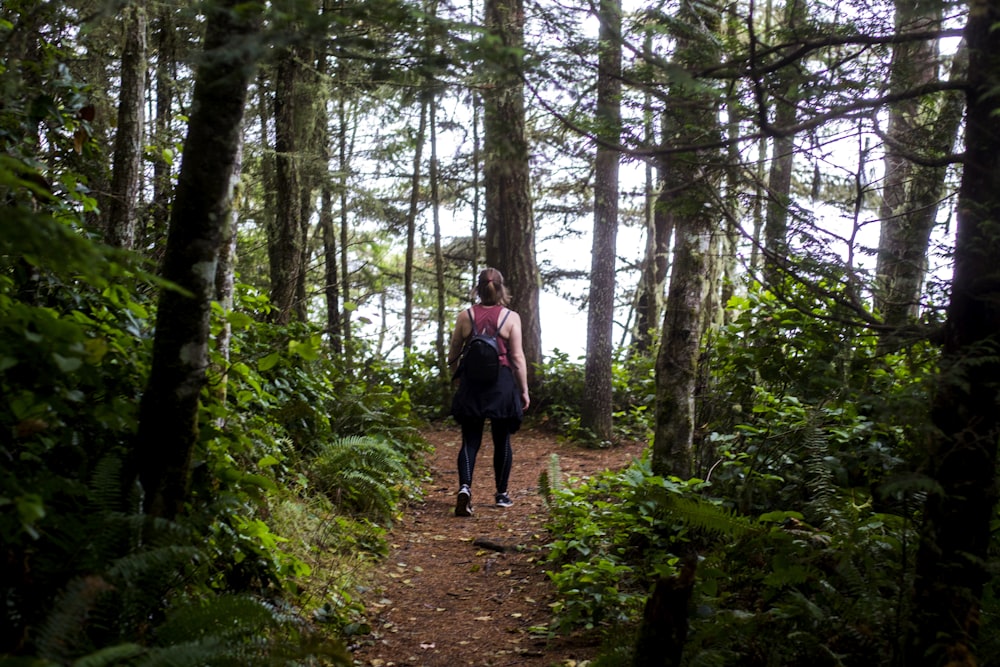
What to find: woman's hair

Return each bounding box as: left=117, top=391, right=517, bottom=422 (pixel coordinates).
left=473, top=267, right=510, bottom=306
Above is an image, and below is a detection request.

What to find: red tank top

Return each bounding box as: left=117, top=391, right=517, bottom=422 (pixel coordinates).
left=471, top=304, right=510, bottom=367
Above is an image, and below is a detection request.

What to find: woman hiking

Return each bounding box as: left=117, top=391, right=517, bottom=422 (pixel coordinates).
left=447, top=268, right=531, bottom=517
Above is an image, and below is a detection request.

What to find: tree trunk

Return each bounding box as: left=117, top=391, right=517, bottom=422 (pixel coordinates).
left=321, top=175, right=341, bottom=353
left=104, top=2, right=146, bottom=250
left=762, top=0, right=805, bottom=289
left=212, top=137, right=243, bottom=422
left=581, top=0, right=622, bottom=442
left=631, top=31, right=669, bottom=357
left=483, top=0, right=542, bottom=384
left=338, top=94, right=354, bottom=361
left=268, top=44, right=307, bottom=323
left=148, top=2, right=176, bottom=259
left=135, top=0, right=260, bottom=520
left=404, top=96, right=428, bottom=355
left=317, top=2, right=341, bottom=354
left=471, top=81, right=483, bottom=285
left=430, top=93, right=451, bottom=404
left=908, top=1, right=1000, bottom=663
left=651, top=2, right=722, bottom=480
left=632, top=555, right=697, bottom=667
left=875, top=0, right=963, bottom=348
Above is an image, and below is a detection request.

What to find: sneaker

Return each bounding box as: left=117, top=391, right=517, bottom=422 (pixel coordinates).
left=455, top=485, right=473, bottom=517
left=495, top=492, right=513, bottom=508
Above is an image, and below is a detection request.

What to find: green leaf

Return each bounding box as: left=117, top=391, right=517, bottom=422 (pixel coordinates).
left=53, top=353, right=82, bottom=372
left=258, top=352, right=281, bottom=371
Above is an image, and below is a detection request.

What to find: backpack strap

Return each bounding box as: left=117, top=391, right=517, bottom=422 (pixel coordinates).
left=497, top=308, right=512, bottom=334
left=468, top=306, right=510, bottom=337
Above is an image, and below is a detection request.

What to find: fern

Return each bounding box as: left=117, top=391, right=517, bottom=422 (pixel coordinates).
left=71, top=643, right=146, bottom=667
left=663, top=495, right=758, bottom=539
left=538, top=453, right=563, bottom=505
left=801, top=417, right=841, bottom=531
left=311, top=435, right=412, bottom=523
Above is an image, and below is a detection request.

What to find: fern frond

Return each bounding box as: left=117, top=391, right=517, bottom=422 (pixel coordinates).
left=665, top=495, right=757, bottom=539
left=801, top=417, right=840, bottom=531
left=71, top=642, right=145, bottom=667
left=89, top=455, right=129, bottom=513
left=312, top=435, right=411, bottom=522
left=877, top=472, right=940, bottom=501
left=538, top=454, right=563, bottom=506
left=35, top=575, right=115, bottom=664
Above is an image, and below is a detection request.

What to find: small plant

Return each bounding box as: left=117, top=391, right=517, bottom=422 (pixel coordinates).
left=543, top=456, right=732, bottom=632
left=310, top=435, right=418, bottom=524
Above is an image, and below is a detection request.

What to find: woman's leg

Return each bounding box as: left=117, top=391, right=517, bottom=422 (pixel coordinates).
left=490, top=419, right=513, bottom=495
left=458, top=418, right=485, bottom=488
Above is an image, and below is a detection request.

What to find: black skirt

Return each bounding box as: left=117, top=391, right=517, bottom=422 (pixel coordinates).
left=451, top=365, right=523, bottom=432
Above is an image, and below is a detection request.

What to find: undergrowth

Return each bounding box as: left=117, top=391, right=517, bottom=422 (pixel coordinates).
left=537, top=281, right=946, bottom=666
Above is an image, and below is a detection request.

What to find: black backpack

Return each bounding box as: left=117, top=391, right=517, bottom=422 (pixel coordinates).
left=458, top=308, right=511, bottom=384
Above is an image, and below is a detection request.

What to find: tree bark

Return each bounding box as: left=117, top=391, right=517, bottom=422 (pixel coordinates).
left=430, top=93, right=451, bottom=403
left=651, top=2, right=723, bottom=480
left=337, top=93, right=354, bottom=362
left=268, top=7, right=319, bottom=326
left=483, top=0, right=542, bottom=384
left=269, top=47, right=305, bottom=323
left=632, top=555, right=697, bottom=667
left=148, top=2, right=176, bottom=259
left=875, top=0, right=963, bottom=347
left=404, top=96, right=428, bottom=355
left=631, top=31, right=671, bottom=357
left=317, top=2, right=341, bottom=354
left=136, top=0, right=260, bottom=519
left=213, top=137, right=243, bottom=422
left=321, top=174, right=341, bottom=353
left=104, top=2, right=147, bottom=250
left=581, top=0, right=622, bottom=442
left=762, top=0, right=805, bottom=289
left=909, top=1, right=1000, bottom=663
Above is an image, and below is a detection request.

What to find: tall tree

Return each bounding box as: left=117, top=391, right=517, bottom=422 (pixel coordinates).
left=651, top=1, right=723, bottom=479
left=148, top=2, right=178, bottom=257
left=482, top=0, right=541, bottom=383
left=103, top=2, right=147, bottom=250
left=337, top=93, right=354, bottom=360
left=631, top=30, right=670, bottom=357
left=267, top=2, right=319, bottom=324
left=581, top=0, right=622, bottom=442
left=403, top=96, right=428, bottom=355
left=135, top=0, right=261, bottom=519
left=430, top=92, right=451, bottom=401
left=909, top=0, right=1000, bottom=662
left=875, top=0, right=964, bottom=347
left=761, top=0, right=805, bottom=288
left=318, top=1, right=342, bottom=354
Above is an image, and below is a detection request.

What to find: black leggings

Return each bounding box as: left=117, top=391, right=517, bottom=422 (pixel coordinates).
left=457, top=418, right=513, bottom=494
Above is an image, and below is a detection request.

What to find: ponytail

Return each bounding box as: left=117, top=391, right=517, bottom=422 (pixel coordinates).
left=473, top=267, right=510, bottom=306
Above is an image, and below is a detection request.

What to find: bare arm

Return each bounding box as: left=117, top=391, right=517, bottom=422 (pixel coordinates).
left=503, top=311, right=530, bottom=410
left=448, top=309, right=472, bottom=377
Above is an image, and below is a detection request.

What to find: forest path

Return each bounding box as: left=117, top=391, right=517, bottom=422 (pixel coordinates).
left=350, top=422, right=645, bottom=667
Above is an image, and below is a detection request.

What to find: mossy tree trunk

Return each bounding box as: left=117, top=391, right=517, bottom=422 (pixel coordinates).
left=104, top=2, right=146, bottom=250
left=581, top=0, right=622, bottom=442
left=136, top=0, right=261, bottom=519
left=651, top=2, right=723, bottom=480
left=875, top=0, right=964, bottom=349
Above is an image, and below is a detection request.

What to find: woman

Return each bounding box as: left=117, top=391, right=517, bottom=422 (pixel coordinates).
left=447, top=267, right=530, bottom=517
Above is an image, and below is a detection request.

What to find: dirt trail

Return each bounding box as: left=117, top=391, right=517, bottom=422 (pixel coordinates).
left=350, top=422, right=644, bottom=667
